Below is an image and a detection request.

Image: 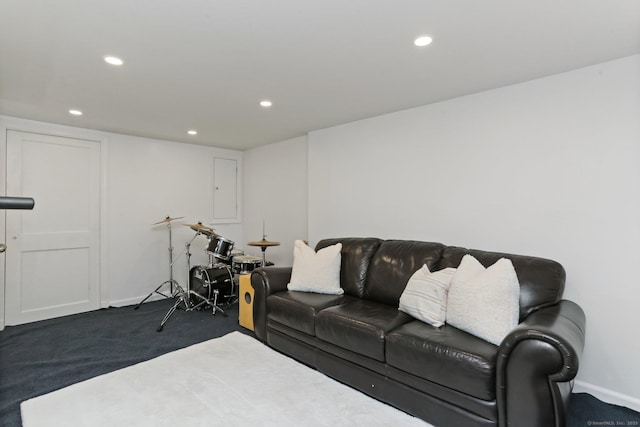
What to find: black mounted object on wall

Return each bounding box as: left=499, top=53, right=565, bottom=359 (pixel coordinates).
left=0, top=196, right=34, bottom=252
left=0, top=196, right=35, bottom=210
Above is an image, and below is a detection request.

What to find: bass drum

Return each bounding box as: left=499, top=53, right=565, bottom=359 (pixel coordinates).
left=189, top=266, right=234, bottom=306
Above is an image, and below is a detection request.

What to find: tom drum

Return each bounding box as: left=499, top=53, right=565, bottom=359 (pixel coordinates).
left=206, top=236, right=235, bottom=260
left=232, top=255, right=263, bottom=275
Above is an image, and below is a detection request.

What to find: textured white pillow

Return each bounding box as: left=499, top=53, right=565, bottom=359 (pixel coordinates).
left=446, top=255, right=520, bottom=345
left=399, top=265, right=456, bottom=327
left=287, top=240, right=343, bottom=294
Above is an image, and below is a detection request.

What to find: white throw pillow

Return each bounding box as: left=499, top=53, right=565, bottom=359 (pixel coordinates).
left=446, top=255, right=520, bottom=345
left=287, top=240, right=343, bottom=295
left=399, top=265, right=456, bottom=327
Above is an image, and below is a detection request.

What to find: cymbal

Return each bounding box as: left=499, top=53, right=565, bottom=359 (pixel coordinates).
left=248, top=239, right=280, bottom=247
left=152, top=216, right=184, bottom=225
left=185, top=223, right=215, bottom=235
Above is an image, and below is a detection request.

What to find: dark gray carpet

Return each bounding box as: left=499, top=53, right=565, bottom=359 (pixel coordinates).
left=1, top=299, right=638, bottom=427
left=0, top=298, right=244, bottom=427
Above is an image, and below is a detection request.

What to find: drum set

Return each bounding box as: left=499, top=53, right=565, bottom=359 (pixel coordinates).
left=201, top=228, right=266, bottom=275
left=135, top=216, right=275, bottom=331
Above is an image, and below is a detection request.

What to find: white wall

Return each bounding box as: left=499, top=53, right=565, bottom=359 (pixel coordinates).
left=308, top=55, right=640, bottom=408
left=0, top=116, right=243, bottom=312
left=106, top=134, right=242, bottom=305
left=243, top=136, right=308, bottom=266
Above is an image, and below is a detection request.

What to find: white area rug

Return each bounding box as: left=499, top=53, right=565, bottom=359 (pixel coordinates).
left=21, top=332, right=432, bottom=426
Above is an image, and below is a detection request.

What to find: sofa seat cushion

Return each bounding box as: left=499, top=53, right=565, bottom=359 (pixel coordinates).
left=267, top=291, right=356, bottom=336
left=386, top=320, right=498, bottom=401
left=315, top=300, right=413, bottom=362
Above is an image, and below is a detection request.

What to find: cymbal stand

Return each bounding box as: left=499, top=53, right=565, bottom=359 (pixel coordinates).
left=156, top=232, right=229, bottom=331
left=247, top=220, right=280, bottom=267
left=135, top=220, right=180, bottom=310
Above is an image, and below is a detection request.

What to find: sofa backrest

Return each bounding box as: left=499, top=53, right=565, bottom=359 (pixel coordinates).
left=316, top=237, right=382, bottom=298
left=317, top=237, right=566, bottom=320
left=437, top=246, right=566, bottom=320
left=365, top=240, right=445, bottom=306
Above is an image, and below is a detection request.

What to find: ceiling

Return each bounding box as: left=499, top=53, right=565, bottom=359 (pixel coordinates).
left=1, top=1, right=639, bottom=151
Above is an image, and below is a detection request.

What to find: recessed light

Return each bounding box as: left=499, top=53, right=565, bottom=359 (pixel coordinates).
left=187, top=130, right=198, bottom=135
left=414, top=35, right=433, bottom=47
left=259, top=100, right=272, bottom=108
left=69, top=109, right=83, bottom=116
left=104, top=56, right=124, bottom=66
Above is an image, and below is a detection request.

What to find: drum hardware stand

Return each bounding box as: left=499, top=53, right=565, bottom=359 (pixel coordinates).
left=225, top=281, right=239, bottom=306
left=134, top=216, right=184, bottom=310
left=156, top=231, right=231, bottom=332
left=217, top=265, right=239, bottom=306
left=247, top=222, right=280, bottom=267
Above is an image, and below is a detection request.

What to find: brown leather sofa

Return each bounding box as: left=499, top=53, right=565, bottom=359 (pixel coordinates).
left=251, top=238, right=586, bottom=427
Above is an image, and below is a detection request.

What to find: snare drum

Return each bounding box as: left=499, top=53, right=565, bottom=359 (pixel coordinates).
left=232, top=255, right=263, bottom=275
left=206, top=236, right=235, bottom=260
left=216, top=248, right=244, bottom=266
left=230, top=248, right=244, bottom=258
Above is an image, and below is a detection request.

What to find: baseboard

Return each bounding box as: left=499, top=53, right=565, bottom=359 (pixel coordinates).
left=108, top=293, right=168, bottom=308
left=574, top=380, right=640, bottom=412
left=0, top=295, right=169, bottom=330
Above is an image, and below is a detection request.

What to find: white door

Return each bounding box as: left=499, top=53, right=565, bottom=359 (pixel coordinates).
left=5, top=130, right=101, bottom=325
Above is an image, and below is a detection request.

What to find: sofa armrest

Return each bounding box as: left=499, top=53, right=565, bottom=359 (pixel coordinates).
left=250, top=266, right=292, bottom=342
left=496, top=300, right=586, bottom=427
